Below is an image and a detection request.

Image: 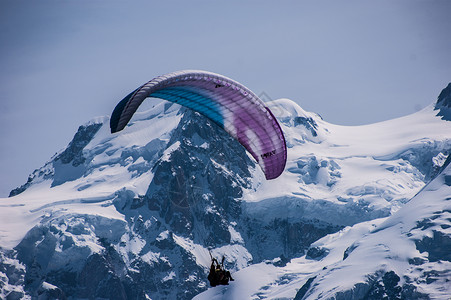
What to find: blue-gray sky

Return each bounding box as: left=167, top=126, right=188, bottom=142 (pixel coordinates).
left=1, top=0, right=450, bottom=197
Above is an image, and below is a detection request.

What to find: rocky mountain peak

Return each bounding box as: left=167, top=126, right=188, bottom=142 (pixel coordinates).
left=2, top=92, right=451, bottom=299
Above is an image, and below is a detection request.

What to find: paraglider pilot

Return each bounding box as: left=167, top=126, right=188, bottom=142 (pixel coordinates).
left=208, top=257, right=234, bottom=287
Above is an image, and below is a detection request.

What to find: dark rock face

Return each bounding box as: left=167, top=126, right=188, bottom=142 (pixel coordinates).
left=144, top=109, right=253, bottom=243
left=327, top=271, right=429, bottom=300
left=294, top=276, right=317, bottom=300
left=343, top=243, right=358, bottom=260
left=435, top=82, right=451, bottom=121
left=76, top=252, right=128, bottom=299
left=52, top=123, right=103, bottom=187
left=8, top=177, right=33, bottom=197
left=36, top=283, right=66, bottom=300
left=55, top=123, right=103, bottom=166
left=306, top=246, right=329, bottom=260
left=242, top=217, right=341, bottom=262
left=293, top=116, right=318, bottom=137
left=365, top=271, right=402, bottom=300
left=415, top=230, right=451, bottom=262
left=437, top=83, right=451, bottom=107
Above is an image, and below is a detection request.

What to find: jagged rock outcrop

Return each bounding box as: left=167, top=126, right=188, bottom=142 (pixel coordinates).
left=435, top=82, right=451, bottom=121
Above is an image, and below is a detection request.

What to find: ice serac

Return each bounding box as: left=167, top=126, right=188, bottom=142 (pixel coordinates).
left=295, top=151, right=451, bottom=300
left=435, top=82, right=451, bottom=121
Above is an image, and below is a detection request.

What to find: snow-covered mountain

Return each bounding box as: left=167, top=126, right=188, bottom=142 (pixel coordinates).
left=1, top=84, right=450, bottom=299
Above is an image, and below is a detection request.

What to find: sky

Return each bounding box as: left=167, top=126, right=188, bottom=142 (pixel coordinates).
left=1, top=0, right=451, bottom=197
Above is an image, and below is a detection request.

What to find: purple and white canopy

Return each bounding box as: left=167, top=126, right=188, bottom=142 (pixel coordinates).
left=110, top=70, right=287, bottom=180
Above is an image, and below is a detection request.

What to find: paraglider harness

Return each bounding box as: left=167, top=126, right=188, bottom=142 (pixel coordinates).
left=207, top=252, right=234, bottom=287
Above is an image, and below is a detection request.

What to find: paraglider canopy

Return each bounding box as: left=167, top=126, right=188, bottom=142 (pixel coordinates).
left=110, top=70, right=286, bottom=180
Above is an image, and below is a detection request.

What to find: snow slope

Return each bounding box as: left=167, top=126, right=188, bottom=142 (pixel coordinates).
left=1, top=85, right=451, bottom=299
left=297, top=156, right=451, bottom=299
left=195, top=156, right=451, bottom=300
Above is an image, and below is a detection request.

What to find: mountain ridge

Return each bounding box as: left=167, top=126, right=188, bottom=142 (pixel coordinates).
left=2, top=84, right=451, bottom=299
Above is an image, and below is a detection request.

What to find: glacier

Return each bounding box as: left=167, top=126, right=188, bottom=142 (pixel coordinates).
left=1, top=84, right=451, bottom=299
